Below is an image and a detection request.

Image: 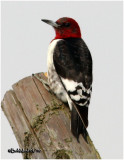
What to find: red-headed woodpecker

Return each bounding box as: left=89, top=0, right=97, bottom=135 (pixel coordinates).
left=42, top=17, right=92, bottom=143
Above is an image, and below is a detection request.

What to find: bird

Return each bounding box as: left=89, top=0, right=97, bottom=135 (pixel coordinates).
left=42, top=17, right=93, bottom=143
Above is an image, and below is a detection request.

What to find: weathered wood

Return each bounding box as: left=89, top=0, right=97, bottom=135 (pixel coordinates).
left=1, top=72, right=101, bottom=159
left=1, top=90, right=45, bottom=159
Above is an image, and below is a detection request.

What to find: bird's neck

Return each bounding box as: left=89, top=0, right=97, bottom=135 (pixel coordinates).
left=51, top=36, right=80, bottom=43
left=55, top=35, right=81, bottom=39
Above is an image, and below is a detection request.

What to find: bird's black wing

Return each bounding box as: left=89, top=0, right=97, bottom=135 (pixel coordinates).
left=53, top=38, right=92, bottom=141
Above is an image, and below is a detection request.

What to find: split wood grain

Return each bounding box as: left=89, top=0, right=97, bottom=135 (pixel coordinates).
left=1, top=72, right=101, bottom=159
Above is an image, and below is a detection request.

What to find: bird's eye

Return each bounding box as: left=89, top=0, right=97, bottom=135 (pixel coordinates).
left=63, top=22, right=70, bottom=27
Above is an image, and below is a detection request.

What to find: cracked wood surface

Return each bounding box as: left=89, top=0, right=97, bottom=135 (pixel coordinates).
left=1, top=72, right=101, bottom=159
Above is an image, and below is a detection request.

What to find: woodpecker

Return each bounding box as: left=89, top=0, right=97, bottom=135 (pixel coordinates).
left=42, top=17, right=92, bottom=143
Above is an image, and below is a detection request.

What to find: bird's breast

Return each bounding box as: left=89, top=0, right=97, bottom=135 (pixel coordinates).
left=47, top=39, right=67, bottom=103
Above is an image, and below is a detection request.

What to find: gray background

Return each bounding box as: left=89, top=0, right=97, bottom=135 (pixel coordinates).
left=1, top=1, right=123, bottom=159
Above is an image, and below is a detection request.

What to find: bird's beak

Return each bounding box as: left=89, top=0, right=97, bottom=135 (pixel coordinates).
left=41, top=19, right=60, bottom=28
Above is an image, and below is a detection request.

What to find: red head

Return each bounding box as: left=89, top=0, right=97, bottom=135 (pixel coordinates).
left=42, top=17, right=81, bottom=39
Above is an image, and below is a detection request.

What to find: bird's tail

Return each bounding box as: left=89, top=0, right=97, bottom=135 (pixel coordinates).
left=71, top=105, right=88, bottom=143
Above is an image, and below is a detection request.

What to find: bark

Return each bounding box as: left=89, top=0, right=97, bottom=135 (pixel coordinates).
left=1, top=72, right=101, bottom=159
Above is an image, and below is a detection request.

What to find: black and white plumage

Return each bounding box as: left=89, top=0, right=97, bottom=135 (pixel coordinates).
left=47, top=38, right=92, bottom=142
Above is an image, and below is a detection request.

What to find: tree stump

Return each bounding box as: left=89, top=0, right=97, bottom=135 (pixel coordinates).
left=1, top=72, right=101, bottom=159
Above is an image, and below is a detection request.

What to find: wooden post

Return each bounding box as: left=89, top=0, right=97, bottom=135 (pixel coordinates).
left=1, top=73, right=101, bottom=159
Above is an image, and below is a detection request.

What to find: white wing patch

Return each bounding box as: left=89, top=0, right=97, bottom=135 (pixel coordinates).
left=77, top=89, right=82, bottom=95
left=61, top=78, right=79, bottom=92
left=70, top=94, right=80, bottom=101
left=61, top=77, right=92, bottom=107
